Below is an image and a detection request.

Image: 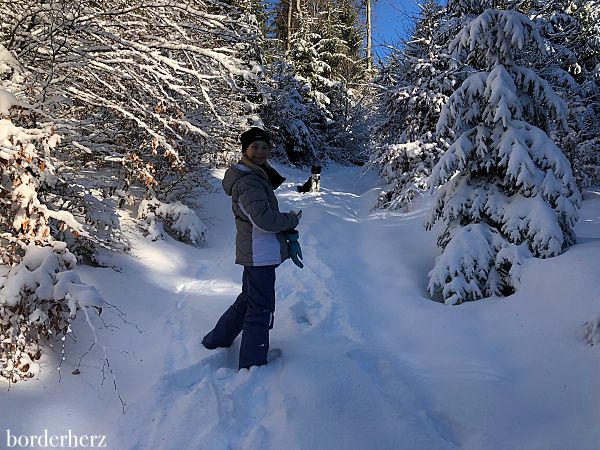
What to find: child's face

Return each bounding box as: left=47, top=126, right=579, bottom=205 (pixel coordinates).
left=246, top=140, right=270, bottom=165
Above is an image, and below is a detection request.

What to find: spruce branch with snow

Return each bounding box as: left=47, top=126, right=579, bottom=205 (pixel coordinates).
left=370, top=0, right=483, bottom=210
left=535, top=0, right=600, bottom=188
left=264, top=0, right=369, bottom=164
left=426, top=9, right=581, bottom=304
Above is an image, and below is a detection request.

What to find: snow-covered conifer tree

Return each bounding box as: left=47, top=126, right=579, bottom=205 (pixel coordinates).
left=559, top=0, right=600, bottom=188
left=261, top=60, right=326, bottom=163
left=371, top=0, right=448, bottom=209
left=426, top=9, right=581, bottom=304
left=574, top=0, right=600, bottom=187
left=322, top=0, right=371, bottom=162
left=264, top=0, right=369, bottom=164
left=371, top=0, right=494, bottom=210
left=529, top=0, right=600, bottom=188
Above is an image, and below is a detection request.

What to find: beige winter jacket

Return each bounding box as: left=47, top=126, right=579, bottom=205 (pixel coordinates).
left=222, top=156, right=299, bottom=266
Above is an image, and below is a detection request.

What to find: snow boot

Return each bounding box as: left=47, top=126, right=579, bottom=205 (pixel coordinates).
left=202, top=292, right=248, bottom=349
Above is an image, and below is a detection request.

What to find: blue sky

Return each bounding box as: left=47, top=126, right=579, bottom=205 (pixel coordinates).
left=372, top=0, right=420, bottom=60
left=263, top=0, right=422, bottom=61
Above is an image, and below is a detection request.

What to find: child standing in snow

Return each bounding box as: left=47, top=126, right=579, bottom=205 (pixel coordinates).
left=202, top=127, right=303, bottom=370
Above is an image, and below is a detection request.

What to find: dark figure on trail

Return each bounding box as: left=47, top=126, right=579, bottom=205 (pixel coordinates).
left=297, top=165, right=322, bottom=193
left=202, top=127, right=304, bottom=370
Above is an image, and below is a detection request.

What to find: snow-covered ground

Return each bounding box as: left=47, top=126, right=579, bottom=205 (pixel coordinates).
left=2, top=164, right=599, bottom=450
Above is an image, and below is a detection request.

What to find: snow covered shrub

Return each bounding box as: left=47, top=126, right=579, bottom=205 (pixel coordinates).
left=370, top=141, right=439, bottom=209
left=0, top=0, right=263, bottom=165
left=0, top=120, right=92, bottom=381
left=0, top=110, right=76, bottom=264
left=0, top=243, right=103, bottom=382
left=1, top=0, right=264, bottom=250
left=138, top=196, right=206, bottom=245
left=426, top=9, right=581, bottom=304
left=0, top=49, right=103, bottom=381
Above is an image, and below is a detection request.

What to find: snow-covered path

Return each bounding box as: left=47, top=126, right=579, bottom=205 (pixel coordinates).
left=2, top=165, right=599, bottom=450
left=117, top=166, right=459, bottom=450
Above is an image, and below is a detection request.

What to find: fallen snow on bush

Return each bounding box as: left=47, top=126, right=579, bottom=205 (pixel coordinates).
left=138, top=196, right=207, bottom=245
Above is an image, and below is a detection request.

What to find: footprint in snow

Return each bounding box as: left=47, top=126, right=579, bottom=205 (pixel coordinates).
left=164, top=347, right=240, bottom=391
left=289, top=301, right=313, bottom=327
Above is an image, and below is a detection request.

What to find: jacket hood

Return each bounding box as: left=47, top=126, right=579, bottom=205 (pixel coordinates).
left=222, top=158, right=286, bottom=196
left=222, top=164, right=251, bottom=196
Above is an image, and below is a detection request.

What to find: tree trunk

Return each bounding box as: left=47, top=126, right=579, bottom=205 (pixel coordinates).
left=287, top=0, right=302, bottom=52
left=287, top=0, right=293, bottom=52
left=366, top=0, right=372, bottom=72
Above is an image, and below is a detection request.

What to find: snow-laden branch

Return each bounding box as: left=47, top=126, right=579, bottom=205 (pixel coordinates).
left=449, top=9, right=545, bottom=68
left=1, top=0, right=263, bottom=193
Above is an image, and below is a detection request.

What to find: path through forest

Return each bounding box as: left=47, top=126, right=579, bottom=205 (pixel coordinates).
left=2, top=165, right=598, bottom=450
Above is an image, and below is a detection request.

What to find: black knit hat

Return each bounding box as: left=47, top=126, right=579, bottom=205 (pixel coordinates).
left=240, top=127, right=271, bottom=153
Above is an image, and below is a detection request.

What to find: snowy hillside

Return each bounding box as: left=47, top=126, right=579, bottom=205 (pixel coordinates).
left=1, top=165, right=599, bottom=450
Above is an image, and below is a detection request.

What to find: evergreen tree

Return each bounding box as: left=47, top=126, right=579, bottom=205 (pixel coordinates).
left=261, top=59, right=326, bottom=163
left=263, top=0, right=369, bottom=164
left=507, top=0, right=600, bottom=188
left=426, top=9, right=581, bottom=304
left=371, top=0, right=497, bottom=210
left=228, top=0, right=270, bottom=34
left=371, top=0, right=453, bottom=209
left=534, top=0, right=600, bottom=188
left=315, top=0, right=369, bottom=161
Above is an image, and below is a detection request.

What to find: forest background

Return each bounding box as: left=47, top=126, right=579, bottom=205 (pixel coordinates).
left=0, top=0, right=598, bottom=383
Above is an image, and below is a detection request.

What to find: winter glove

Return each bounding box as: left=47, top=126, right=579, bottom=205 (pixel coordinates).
left=286, top=230, right=304, bottom=269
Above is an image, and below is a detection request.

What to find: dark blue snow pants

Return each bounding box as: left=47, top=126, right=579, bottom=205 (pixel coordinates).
left=202, top=265, right=276, bottom=370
